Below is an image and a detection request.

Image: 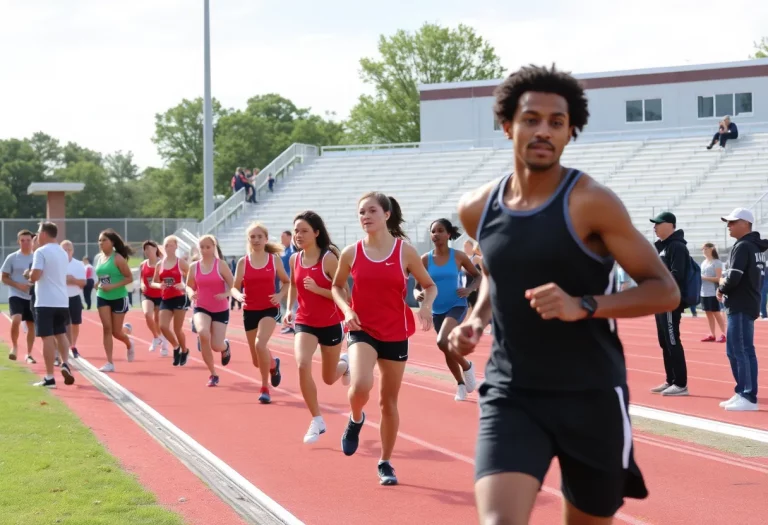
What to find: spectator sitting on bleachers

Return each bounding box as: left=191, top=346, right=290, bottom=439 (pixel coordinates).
left=707, top=116, right=738, bottom=150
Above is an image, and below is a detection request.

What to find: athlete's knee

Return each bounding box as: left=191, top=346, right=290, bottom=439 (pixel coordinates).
left=478, top=511, right=520, bottom=525
left=436, top=335, right=450, bottom=353
left=197, top=328, right=211, bottom=340
left=378, top=396, right=398, bottom=417
left=101, top=325, right=112, bottom=336
left=111, top=328, right=124, bottom=340
left=349, top=382, right=372, bottom=402
left=297, top=358, right=313, bottom=376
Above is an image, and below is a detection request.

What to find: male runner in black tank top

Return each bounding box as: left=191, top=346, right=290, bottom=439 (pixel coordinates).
left=447, top=65, right=680, bottom=524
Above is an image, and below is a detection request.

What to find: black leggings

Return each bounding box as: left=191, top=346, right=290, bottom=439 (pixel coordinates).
left=83, top=279, right=95, bottom=310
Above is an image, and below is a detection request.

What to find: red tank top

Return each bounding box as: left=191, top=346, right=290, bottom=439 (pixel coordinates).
left=141, top=260, right=162, bottom=299
left=158, top=258, right=184, bottom=300
left=243, top=252, right=276, bottom=311
left=294, top=250, right=343, bottom=328
left=350, top=238, right=414, bottom=342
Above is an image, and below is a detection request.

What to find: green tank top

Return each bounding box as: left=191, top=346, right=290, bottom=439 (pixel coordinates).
left=95, top=253, right=128, bottom=300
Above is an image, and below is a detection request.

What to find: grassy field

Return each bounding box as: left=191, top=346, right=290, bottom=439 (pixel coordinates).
left=0, top=351, right=186, bottom=525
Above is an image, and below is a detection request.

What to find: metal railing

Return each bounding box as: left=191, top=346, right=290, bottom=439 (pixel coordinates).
left=196, top=187, right=247, bottom=237
left=253, top=143, right=318, bottom=197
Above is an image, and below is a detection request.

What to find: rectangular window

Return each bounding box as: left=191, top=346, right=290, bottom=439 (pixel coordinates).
left=715, top=94, right=733, bottom=117
left=698, top=96, right=714, bottom=118
left=625, top=99, right=661, bottom=123
left=735, top=92, right=753, bottom=115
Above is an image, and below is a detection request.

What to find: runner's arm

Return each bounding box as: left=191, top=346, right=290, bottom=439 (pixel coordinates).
left=331, top=245, right=355, bottom=315
left=287, top=253, right=298, bottom=309
left=403, top=244, right=436, bottom=309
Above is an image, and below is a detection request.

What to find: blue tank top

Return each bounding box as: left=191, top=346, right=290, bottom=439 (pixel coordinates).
left=427, top=248, right=466, bottom=315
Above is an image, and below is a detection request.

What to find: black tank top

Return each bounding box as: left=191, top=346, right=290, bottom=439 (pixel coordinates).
left=477, top=168, right=626, bottom=391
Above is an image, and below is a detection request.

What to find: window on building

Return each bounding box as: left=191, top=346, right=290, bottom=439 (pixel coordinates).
left=626, top=99, right=662, bottom=123
left=698, top=93, right=753, bottom=118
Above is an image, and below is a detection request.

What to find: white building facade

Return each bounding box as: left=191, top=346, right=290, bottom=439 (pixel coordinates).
left=419, top=58, right=768, bottom=146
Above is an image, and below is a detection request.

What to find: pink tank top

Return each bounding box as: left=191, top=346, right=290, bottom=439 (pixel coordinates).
left=195, top=259, right=229, bottom=313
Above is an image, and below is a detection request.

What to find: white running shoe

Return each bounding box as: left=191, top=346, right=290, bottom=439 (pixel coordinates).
left=303, top=418, right=327, bottom=444
left=339, top=353, right=351, bottom=386
left=725, top=396, right=759, bottom=411
left=455, top=384, right=468, bottom=401
left=661, top=385, right=689, bottom=396
left=719, top=394, right=740, bottom=408
left=126, top=338, right=135, bottom=363
left=99, top=362, right=115, bottom=373
left=463, top=362, right=477, bottom=393
left=149, top=337, right=162, bottom=352
left=160, top=337, right=170, bottom=357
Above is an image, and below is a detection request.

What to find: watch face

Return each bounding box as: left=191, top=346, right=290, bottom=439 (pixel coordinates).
left=582, top=296, right=597, bottom=313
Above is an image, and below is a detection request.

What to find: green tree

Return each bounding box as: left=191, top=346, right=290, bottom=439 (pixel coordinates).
left=105, top=151, right=139, bottom=184
left=751, top=37, right=768, bottom=58
left=345, top=23, right=505, bottom=144
left=27, top=132, right=63, bottom=175
left=0, top=139, right=46, bottom=218
left=56, top=161, right=115, bottom=218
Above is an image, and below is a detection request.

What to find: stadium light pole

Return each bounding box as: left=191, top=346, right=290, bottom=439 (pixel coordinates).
left=202, top=0, right=214, bottom=218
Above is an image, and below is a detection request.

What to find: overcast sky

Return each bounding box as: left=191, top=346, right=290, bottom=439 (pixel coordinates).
left=1, top=0, right=766, bottom=169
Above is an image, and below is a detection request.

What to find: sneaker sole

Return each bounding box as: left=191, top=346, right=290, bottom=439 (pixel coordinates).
left=662, top=390, right=689, bottom=396
left=61, top=368, right=75, bottom=386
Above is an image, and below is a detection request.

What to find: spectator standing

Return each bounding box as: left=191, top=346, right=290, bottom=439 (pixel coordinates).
left=707, top=116, right=738, bottom=149
left=2, top=229, right=36, bottom=362
left=82, top=257, right=95, bottom=309
left=699, top=242, right=726, bottom=342
left=278, top=230, right=297, bottom=334
left=717, top=208, right=767, bottom=411
left=29, top=222, right=75, bottom=388
left=650, top=211, right=690, bottom=396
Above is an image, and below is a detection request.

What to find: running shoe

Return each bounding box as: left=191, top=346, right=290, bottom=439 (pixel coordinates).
left=270, top=357, right=281, bottom=387
left=339, top=353, right=350, bottom=386
left=221, top=340, right=231, bottom=366
left=71, top=347, right=80, bottom=359
left=179, top=350, right=189, bottom=366
left=60, top=362, right=75, bottom=386
left=126, top=338, right=135, bottom=363
left=54, top=355, right=61, bottom=367
left=173, top=347, right=181, bottom=366
left=258, top=387, right=271, bottom=404
left=25, top=355, right=36, bottom=365
left=149, top=337, right=162, bottom=352
left=99, top=362, right=115, bottom=373
left=463, top=361, right=476, bottom=393
left=34, top=377, right=56, bottom=388
left=9, top=348, right=17, bottom=360
left=341, top=412, right=365, bottom=456
left=303, top=418, right=327, bottom=444
left=207, top=375, right=219, bottom=387
left=455, top=384, right=468, bottom=401
left=377, top=461, right=398, bottom=486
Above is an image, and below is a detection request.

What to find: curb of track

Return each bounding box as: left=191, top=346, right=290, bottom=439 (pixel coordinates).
left=69, top=355, right=305, bottom=525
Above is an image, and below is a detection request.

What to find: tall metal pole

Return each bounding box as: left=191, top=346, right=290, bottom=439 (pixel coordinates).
left=202, top=0, right=214, bottom=218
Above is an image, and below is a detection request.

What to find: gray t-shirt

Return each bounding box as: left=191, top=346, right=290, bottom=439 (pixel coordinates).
left=1, top=250, right=34, bottom=300
left=701, top=258, right=724, bottom=297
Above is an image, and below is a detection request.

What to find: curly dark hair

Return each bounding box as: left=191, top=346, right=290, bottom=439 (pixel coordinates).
left=493, top=64, right=589, bottom=139
left=430, top=218, right=462, bottom=241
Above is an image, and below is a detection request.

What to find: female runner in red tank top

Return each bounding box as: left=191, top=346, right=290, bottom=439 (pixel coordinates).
left=140, top=240, right=168, bottom=356
left=186, top=235, right=234, bottom=387
left=231, top=222, right=288, bottom=404
left=283, top=211, right=351, bottom=444
left=332, top=192, right=436, bottom=486
left=151, top=235, right=190, bottom=367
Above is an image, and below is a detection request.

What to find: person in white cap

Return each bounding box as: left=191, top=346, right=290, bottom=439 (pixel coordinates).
left=716, top=207, right=767, bottom=411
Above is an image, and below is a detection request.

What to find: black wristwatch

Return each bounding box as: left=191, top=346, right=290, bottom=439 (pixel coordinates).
left=580, top=295, right=598, bottom=318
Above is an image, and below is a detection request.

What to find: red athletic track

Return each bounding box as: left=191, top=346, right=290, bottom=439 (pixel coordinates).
left=4, top=312, right=768, bottom=525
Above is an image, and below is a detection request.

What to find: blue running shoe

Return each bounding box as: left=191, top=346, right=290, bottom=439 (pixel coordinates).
left=377, top=461, right=398, bottom=486
left=270, top=357, right=281, bottom=387
left=341, top=412, right=365, bottom=456
left=258, top=387, right=271, bottom=404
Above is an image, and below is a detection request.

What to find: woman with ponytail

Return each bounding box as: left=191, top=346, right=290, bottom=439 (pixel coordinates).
left=331, top=192, right=436, bottom=486
left=283, top=210, right=350, bottom=444
left=414, top=219, right=480, bottom=401
left=140, top=240, right=167, bottom=355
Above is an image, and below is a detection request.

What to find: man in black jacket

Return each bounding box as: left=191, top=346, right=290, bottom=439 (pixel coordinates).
left=650, top=211, right=690, bottom=396
left=716, top=207, right=767, bottom=411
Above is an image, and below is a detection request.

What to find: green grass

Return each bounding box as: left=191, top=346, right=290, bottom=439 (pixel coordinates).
left=0, top=351, right=186, bottom=525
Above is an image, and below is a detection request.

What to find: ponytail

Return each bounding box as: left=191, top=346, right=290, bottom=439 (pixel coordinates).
left=385, top=196, right=408, bottom=240
left=430, top=218, right=462, bottom=241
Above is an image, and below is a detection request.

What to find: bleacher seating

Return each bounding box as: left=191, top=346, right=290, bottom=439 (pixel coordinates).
left=215, top=133, right=768, bottom=257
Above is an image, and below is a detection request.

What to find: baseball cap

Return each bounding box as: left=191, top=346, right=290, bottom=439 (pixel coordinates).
left=721, top=207, right=754, bottom=224
left=650, top=211, right=677, bottom=225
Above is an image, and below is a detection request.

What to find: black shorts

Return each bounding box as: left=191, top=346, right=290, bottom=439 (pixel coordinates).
left=433, top=305, right=467, bottom=333
left=701, top=296, right=721, bottom=312
left=9, top=296, right=34, bottom=323
left=347, top=330, right=408, bottom=362
left=475, top=383, right=648, bottom=518
left=97, top=296, right=130, bottom=314
left=295, top=323, right=344, bottom=347
left=194, top=307, right=229, bottom=325
left=160, top=295, right=189, bottom=311
left=243, top=307, right=280, bottom=332
left=34, top=307, right=70, bottom=337
left=68, top=296, right=83, bottom=325
left=143, top=295, right=162, bottom=307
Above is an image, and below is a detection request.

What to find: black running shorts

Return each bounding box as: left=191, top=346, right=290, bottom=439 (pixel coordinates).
left=475, top=383, right=648, bottom=518
left=295, top=323, right=344, bottom=347
left=68, top=296, right=83, bottom=325
left=243, top=307, right=280, bottom=332
left=160, top=295, right=188, bottom=311
left=97, top=296, right=130, bottom=314
left=194, top=306, right=229, bottom=325
left=9, top=296, right=34, bottom=322
left=34, top=307, right=70, bottom=337
left=347, top=330, right=408, bottom=362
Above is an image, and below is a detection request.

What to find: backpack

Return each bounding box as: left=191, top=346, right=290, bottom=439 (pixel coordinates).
left=682, top=256, right=701, bottom=307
